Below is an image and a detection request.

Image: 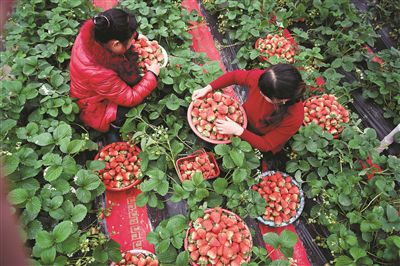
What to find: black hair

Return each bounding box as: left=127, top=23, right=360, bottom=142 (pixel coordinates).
left=258, top=64, right=305, bottom=126
left=93, top=8, right=138, bottom=44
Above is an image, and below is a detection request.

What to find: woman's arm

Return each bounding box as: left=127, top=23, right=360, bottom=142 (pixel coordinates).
left=94, top=69, right=158, bottom=107
left=209, top=69, right=253, bottom=90
left=239, top=120, right=302, bottom=153
left=192, top=69, right=257, bottom=99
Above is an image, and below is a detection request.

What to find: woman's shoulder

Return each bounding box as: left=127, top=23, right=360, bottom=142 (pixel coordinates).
left=284, top=101, right=304, bottom=125
left=72, top=20, right=115, bottom=67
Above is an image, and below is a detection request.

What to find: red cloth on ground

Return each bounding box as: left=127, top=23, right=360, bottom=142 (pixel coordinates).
left=209, top=69, right=304, bottom=153
left=70, top=20, right=157, bottom=132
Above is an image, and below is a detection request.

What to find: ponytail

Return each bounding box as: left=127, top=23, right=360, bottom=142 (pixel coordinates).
left=93, top=8, right=138, bottom=44
left=258, top=64, right=305, bottom=126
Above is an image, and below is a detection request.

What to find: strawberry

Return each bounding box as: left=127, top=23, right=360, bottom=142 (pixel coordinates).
left=207, top=247, right=217, bottom=259
left=209, top=237, right=220, bottom=247
left=289, top=202, right=297, bottom=210
left=289, top=186, right=299, bottom=194
left=188, top=243, right=197, bottom=252
left=274, top=216, right=283, bottom=225
left=223, top=246, right=234, bottom=259
left=217, top=105, right=228, bottom=115
left=210, top=211, right=221, bottom=224
left=199, top=245, right=211, bottom=256
left=222, top=97, right=234, bottom=106
left=197, top=228, right=206, bottom=239
left=232, top=232, right=242, bottom=243
left=213, top=92, right=222, bottom=102
left=190, top=250, right=200, bottom=261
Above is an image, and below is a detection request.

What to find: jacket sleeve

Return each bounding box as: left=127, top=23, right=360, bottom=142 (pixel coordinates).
left=91, top=68, right=158, bottom=107
left=239, top=106, right=304, bottom=153
left=239, top=124, right=299, bottom=153
left=209, top=70, right=255, bottom=90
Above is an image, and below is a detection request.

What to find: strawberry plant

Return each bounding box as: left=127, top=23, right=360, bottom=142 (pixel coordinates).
left=357, top=47, right=400, bottom=124
left=0, top=0, right=124, bottom=264
left=366, top=0, right=400, bottom=46
left=286, top=123, right=400, bottom=265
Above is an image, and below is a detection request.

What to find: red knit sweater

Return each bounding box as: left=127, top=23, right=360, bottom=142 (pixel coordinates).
left=210, top=69, right=304, bottom=153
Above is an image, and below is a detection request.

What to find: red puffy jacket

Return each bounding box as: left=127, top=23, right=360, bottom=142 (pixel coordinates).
left=70, top=20, right=157, bottom=132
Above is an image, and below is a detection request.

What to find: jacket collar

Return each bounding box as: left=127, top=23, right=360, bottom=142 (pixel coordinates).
left=79, top=20, right=123, bottom=67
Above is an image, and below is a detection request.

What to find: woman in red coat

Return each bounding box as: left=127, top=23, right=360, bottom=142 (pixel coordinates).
left=70, top=9, right=159, bottom=135
left=192, top=64, right=305, bottom=168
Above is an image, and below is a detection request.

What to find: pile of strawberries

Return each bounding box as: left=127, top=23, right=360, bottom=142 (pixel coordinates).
left=255, top=33, right=296, bottom=63
left=96, top=142, right=142, bottom=190
left=252, top=171, right=301, bottom=226
left=177, top=151, right=219, bottom=181
left=304, top=94, right=350, bottom=136
left=186, top=208, right=252, bottom=266
left=133, top=37, right=165, bottom=71
left=190, top=92, right=246, bottom=142
left=113, top=251, right=158, bottom=266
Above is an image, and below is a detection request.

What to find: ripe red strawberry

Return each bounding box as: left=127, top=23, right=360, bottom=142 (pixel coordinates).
left=210, top=211, right=221, bottom=224
left=199, top=245, right=211, bottom=256
left=289, top=186, right=299, bottom=194
left=232, top=232, right=242, bottom=243
left=197, top=228, right=206, bottom=239
left=207, top=247, right=217, bottom=259
left=222, top=97, right=234, bottom=106
left=289, top=202, right=297, bottom=210
left=188, top=243, right=197, bottom=252
left=217, top=105, right=228, bottom=115
left=274, top=216, right=283, bottom=225
left=190, top=250, right=200, bottom=261
left=209, top=237, right=220, bottom=247
left=213, top=92, right=222, bottom=102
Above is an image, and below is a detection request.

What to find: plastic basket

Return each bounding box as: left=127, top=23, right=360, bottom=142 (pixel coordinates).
left=110, top=249, right=157, bottom=266
left=175, top=149, right=220, bottom=182
left=94, top=142, right=142, bottom=192
left=303, top=95, right=349, bottom=138
left=255, top=170, right=305, bottom=227
left=184, top=208, right=253, bottom=266
left=187, top=93, right=248, bottom=144
left=254, top=33, right=298, bottom=63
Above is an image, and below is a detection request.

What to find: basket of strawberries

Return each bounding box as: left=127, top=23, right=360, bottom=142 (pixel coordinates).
left=95, top=142, right=142, bottom=191
left=176, top=149, right=220, bottom=182
left=303, top=94, right=350, bottom=137
left=132, top=36, right=168, bottom=72
left=255, top=33, right=297, bottom=63
left=188, top=91, right=247, bottom=144
left=184, top=207, right=252, bottom=265
left=110, top=249, right=158, bottom=266
left=252, top=171, right=305, bottom=227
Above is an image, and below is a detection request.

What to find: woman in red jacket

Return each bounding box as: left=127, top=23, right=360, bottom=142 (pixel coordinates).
left=192, top=64, right=305, bottom=168
left=70, top=8, right=159, bottom=138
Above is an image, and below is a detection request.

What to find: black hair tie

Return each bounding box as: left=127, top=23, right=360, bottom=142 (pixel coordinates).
left=93, top=15, right=111, bottom=30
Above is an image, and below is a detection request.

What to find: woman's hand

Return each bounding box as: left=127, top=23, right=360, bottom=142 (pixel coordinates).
left=192, top=85, right=212, bottom=100
left=215, top=117, right=244, bottom=136
left=146, top=61, right=160, bottom=76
